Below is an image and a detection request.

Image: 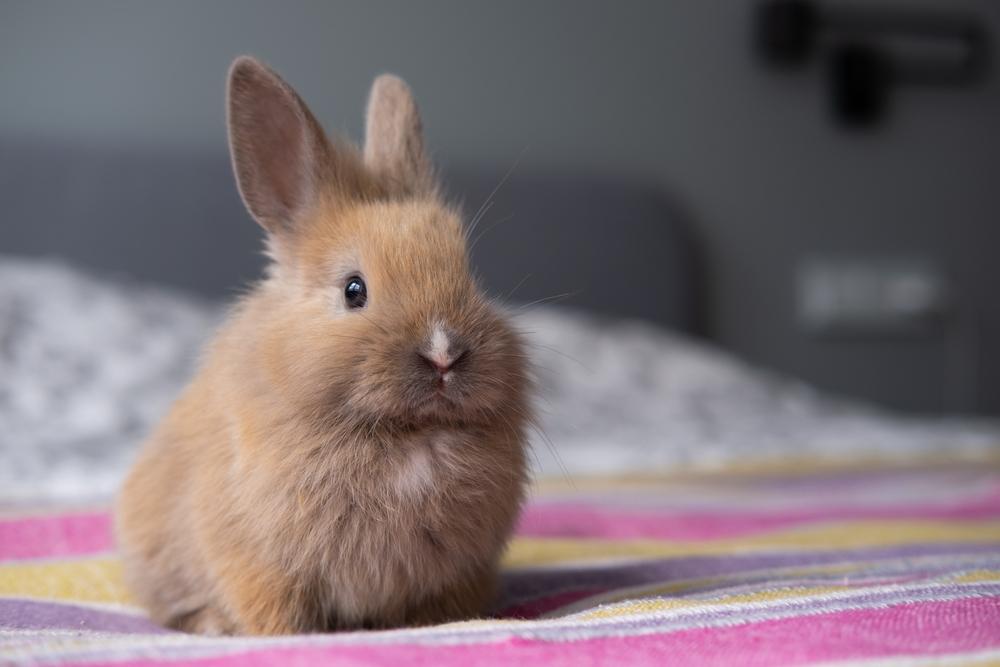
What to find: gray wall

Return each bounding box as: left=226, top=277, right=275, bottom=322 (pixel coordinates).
left=2, top=0, right=999, bottom=415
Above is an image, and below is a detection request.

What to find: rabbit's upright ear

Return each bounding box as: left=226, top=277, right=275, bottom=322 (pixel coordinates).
left=227, top=56, right=332, bottom=235
left=364, top=75, right=435, bottom=196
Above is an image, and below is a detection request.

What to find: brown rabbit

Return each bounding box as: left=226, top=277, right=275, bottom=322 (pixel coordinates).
left=115, top=57, right=530, bottom=635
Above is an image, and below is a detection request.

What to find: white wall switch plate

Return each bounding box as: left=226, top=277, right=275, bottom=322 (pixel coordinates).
left=797, top=258, right=950, bottom=335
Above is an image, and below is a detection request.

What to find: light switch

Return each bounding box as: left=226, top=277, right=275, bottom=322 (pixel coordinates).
left=797, top=258, right=950, bottom=334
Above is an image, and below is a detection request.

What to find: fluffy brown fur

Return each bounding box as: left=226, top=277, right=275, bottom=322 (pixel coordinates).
left=115, top=57, right=530, bottom=635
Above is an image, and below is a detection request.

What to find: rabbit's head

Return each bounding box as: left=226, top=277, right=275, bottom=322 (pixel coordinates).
left=226, top=57, right=528, bottom=433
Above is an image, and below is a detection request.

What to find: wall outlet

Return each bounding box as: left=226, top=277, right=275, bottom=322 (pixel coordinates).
left=797, top=258, right=950, bottom=335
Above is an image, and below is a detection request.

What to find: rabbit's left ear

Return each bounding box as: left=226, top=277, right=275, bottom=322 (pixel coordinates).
left=364, top=74, right=435, bottom=195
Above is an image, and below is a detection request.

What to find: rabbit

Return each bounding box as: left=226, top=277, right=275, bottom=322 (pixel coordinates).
left=115, top=56, right=531, bottom=635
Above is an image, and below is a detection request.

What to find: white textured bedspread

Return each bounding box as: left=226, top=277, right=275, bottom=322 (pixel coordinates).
left=1, top=256, right=997, bottom=502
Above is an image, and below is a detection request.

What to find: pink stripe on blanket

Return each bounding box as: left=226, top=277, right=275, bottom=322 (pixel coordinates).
left=0, top=512, right=114, bottom=560
left=63, top=596, right=1000, bottom=667
left=518, top=490, right=1000, bottom=540
left=4, top=483, right=1000, bottom=560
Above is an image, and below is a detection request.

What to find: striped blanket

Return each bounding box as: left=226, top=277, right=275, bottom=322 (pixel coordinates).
left=3, top=459, right=1000, bottom=666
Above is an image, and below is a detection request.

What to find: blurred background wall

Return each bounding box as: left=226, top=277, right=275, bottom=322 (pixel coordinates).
left=2, top=0, right=998, bottom=415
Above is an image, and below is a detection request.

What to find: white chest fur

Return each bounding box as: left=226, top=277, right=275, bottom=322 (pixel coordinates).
left=394, top=442, right=435, bottom=497
left=392, top=432, right=454, bottom=498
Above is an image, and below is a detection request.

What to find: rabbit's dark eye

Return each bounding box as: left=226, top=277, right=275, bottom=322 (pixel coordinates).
left=344, top=276, right=367, bottom=309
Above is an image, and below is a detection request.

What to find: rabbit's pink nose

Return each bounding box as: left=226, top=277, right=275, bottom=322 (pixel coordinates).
left=420, top=353, right=457, bottom=376
left=420, top=324, right=468, bottom=378
left=419, top=347, right=468, bottom=376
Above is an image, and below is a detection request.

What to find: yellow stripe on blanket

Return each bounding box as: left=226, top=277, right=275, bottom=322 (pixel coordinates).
left=574, top=584, right=855, bottom=620
left=505, top=520, right=1000, bottom=568
left=0, top=557, right=131, bottom=605
left=955, top=569, right=1000, bottom=584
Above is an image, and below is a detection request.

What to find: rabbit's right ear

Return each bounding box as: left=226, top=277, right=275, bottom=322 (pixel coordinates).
left=226, top=56, right=331, bottom=235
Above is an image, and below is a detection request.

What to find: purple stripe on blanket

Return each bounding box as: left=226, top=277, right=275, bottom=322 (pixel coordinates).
left=0, top=598, right=172, bottom=634
left=497, top=543, right=1000, bottom=616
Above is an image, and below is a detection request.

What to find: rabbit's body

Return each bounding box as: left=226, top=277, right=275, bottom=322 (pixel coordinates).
left=116, top=61, right=530, bottom=635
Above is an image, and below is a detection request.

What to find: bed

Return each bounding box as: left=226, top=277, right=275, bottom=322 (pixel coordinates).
left=1, top=145, right=999, bottom=664
left=1, top=258, right=999, bottom=665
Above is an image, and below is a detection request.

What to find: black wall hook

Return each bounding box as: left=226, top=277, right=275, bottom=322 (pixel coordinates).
left=755, top=0, right=989, bottom=128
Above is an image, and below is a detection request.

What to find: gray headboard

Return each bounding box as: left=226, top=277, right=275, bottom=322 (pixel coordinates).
left=0, top=140, right=702, bottom=333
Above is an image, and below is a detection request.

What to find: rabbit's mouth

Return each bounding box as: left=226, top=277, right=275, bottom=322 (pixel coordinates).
left=418, top=386, right=466, bottom=418
left=405, top=382, right=492, bottom=427
left=360, top=404, right=476, bottom=436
